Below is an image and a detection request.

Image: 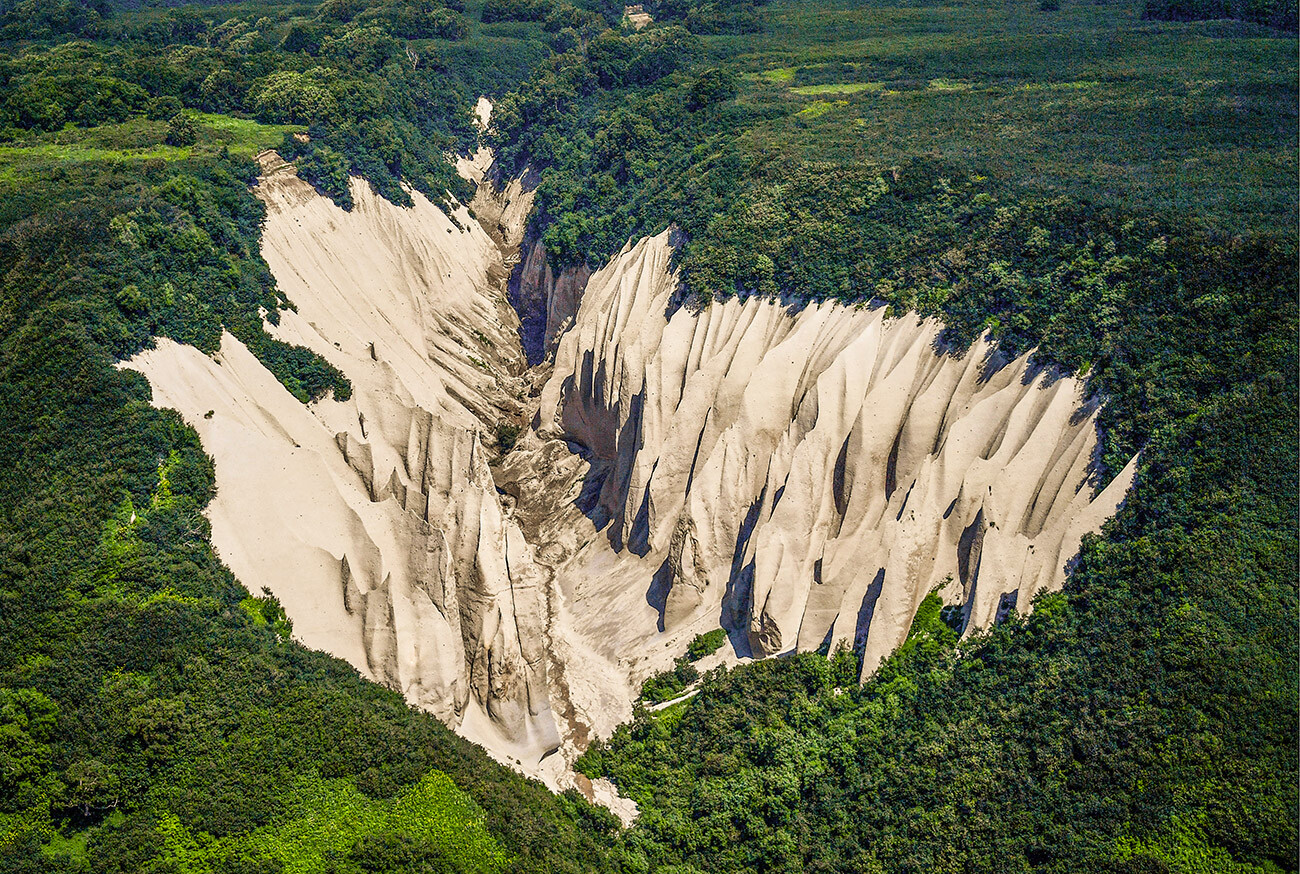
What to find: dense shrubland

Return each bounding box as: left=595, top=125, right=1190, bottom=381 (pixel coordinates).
left=0, top=0, right=1293, bottom=871
left=646, top=0, right=771, bottom=34
left=0, top=146, right=634, bottom=874
left=0, top=1, right=636, bottom=871
left=0, top=152, right=352, bottom=402
left=1142, top=0, right=1296, bottom=29
left=488, top=0, right=1298, bottom=476
left=580, top=362, right=1298, bottom=873
left=492, top=0, right=1297, bottom=264
left=0, top=0, right=492, bottom=209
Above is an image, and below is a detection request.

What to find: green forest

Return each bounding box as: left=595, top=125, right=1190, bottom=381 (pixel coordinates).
left=0, top=0, right=1295, bottom=871
left=0, top=1, right=634, bottom=871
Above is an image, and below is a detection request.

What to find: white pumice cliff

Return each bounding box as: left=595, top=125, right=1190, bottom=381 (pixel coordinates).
left=124, top=140, right=567, bottom=771
left=122, top=106, right=1135, bottom=812
left=528, top=231, right=1137, bottom=679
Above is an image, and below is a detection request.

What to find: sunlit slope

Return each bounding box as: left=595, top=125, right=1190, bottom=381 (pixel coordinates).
left=525, top=231, right=1135, bottom=679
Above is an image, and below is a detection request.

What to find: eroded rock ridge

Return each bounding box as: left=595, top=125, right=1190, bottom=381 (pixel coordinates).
left=125, top=146, right=563, bottom=766
left=528, top=231, right=1137, bottom=678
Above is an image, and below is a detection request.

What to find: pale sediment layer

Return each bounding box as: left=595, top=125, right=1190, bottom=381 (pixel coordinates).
left=123, top=151, right=566, bottom=771
left=529, top=230, right=1137, bottom=678
left=509, top=236, right=592, bottom=366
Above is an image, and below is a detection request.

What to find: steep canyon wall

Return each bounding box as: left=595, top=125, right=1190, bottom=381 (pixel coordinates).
left=525, top=232, right=1137, bottom=679
left=124, top=150, right=564, bottom=767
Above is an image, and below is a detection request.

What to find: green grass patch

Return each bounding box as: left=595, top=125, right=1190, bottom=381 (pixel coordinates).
left=1113, top=816, right=1281, bottom=874
left=653, top=697, right=694, bottom=731
left=927, top=77, right=973, bottom=91
left=0, top=141, right=189, bottom=185
left=42, top=830, right=87, bottom=866
left=791, top=81, right=884, bottom=95
left=187, top=112, right=303, bottom=156
left=138, top=772, right=508, bottom=874
left=1021, top=79, right=1101, bottom=91
left=797, top=99, right=845, bottom=117
left=0, top=114, right=301, bottom=187
left=762, top=66, right=797, bottom=83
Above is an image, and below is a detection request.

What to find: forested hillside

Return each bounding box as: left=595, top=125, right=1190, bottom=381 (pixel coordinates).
left=0, top=0, right=1294, bottom=871
left=0, top=1, right=634, bottom=871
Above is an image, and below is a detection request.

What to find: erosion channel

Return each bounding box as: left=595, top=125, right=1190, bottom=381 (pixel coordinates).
left=122, top=102, right=1136, bottom=818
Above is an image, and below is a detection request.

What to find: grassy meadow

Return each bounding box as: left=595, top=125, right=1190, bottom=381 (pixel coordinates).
left=0, top=112, right=300, bottom=187
left=710, top=0, right=1296, bottom=232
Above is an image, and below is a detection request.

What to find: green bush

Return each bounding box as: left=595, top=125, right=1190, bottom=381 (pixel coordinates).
left=146, top=96, right=183, bottom=122
left=639, top=658, right=700, bottom=703
left=686, top=629, right=726, bottom=661
left=164, top=114, right=197, bottom=147
left=293, top=142, right=353, bottom=209
left=1142, top=0, right=1297, bottom=29
left=239, top=587, right=294, bottom=641
left=494, top=421, right=521, bottom=451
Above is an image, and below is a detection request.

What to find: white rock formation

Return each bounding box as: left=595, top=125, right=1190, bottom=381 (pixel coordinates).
left=529, top=230, right=1137, bottom=677
left=510, top=237, right=592, bottom=365
left=124, top=148, right=564, bottom=766
left=120, top=116, right=1135, bottom=812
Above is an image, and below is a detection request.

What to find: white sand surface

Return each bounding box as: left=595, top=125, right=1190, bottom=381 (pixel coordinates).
left=125, top=148, right=565, bottom=773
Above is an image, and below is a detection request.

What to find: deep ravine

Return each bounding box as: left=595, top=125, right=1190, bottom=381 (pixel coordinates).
left=122, top=105, right=1135, bottom=820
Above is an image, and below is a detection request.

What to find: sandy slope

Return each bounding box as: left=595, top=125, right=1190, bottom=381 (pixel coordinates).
left=521, top=231, right=1137, bottom=682
left=124, top=148, right=569, bottom=774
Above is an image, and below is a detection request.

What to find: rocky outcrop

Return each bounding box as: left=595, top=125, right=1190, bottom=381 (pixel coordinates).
left=529, top=231, right=1137, bottom=677
left=124, top=151, right=564, bottom=763
left=509, top=235, right=592, bottom=366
